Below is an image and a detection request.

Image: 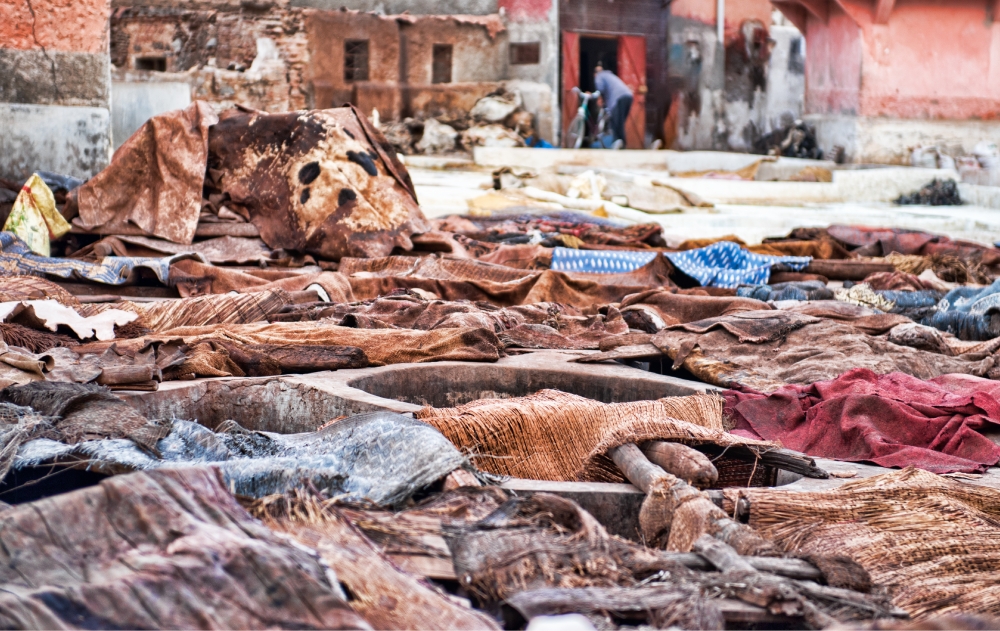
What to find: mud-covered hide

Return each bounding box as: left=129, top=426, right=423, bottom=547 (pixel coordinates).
left=208, top=106, right=430, bottom=260
left=0, top=467, right=369, bottom=629
left=14, top=412, right=469, bottom=507
left=75, top=102, right=217, bottom=245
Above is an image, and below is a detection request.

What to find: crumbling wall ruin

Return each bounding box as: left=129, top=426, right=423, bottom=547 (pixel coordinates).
left=110, top=2, right=311, bottom=115
left=111, top=1, right=557, bottom=145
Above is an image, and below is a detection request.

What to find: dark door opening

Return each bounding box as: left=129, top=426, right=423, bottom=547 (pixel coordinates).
left=578, top=36, right=618, bottom=92
left=432, top=44, right=453, bottom=84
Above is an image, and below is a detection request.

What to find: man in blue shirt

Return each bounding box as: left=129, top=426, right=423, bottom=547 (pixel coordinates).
left=593, top=63, right=634, bottom=148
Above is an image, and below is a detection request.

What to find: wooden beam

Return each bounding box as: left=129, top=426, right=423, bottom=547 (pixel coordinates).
left=874, top=0, right=895, bottom=24
left=831, top=0, right=868, bottom=25
left=804, top=0, right=831, bottom=21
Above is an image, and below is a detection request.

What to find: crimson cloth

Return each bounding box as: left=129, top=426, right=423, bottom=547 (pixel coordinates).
left=723, top=368, right=1000, bottom=474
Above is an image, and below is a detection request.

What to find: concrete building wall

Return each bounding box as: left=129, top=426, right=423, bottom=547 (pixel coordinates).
left=306, top=10, right=400, bottom=111
left=847, top=0, right=999, bottom=120
left=111, top=81, right=191, bottom=149
left=400, top=19, right=507, bottom=84
left=803, top=4, right=862, bottom=115
left=497, top=0, right=559, bottom=141
left=763, top=25, right=806, bottom=126
left=0, top=0, right=112, bottom=181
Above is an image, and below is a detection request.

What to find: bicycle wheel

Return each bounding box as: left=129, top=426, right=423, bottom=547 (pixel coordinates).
left=565, top=113, right=586, bottom=149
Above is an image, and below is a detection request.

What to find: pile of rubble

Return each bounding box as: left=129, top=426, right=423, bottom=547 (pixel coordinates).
left=381, top=86, right=539, bottom=155
left=1, top=102, right=1000, bottom=629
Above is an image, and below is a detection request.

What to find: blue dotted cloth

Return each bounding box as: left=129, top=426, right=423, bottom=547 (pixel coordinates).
left=664, top=241, right=812, bottom=289
left=550, top=247, right=658, bottom=273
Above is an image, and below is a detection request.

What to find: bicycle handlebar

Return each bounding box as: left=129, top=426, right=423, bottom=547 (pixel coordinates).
left=572, top=88, right=602, bottom=100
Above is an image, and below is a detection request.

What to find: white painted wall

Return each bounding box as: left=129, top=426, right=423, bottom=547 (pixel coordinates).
left=111, top=81, right=191, bottom=150
left=0, top=104, right=110, bottom=181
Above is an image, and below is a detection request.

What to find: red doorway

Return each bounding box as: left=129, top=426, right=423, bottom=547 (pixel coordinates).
left=561, top=31, right=647, bottom=149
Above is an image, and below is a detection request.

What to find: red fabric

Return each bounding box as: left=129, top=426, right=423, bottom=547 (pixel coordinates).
left=826, top=225, right=938, bottom=255
left=723, top=368, right=1000, bottom=474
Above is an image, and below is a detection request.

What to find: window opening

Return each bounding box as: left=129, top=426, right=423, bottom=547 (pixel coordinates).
left=135, top=57, right=167, bottom=72
left=432, top=44, right=453, bottom=84
left=344, top=40, right=370, bottom=82
left=510, top=42, right=541, bottom=65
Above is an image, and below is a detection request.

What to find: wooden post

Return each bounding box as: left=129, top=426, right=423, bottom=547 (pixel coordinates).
left=609, top=443, right=775, bottom=555
left=641, top=441, right=718, bottom=487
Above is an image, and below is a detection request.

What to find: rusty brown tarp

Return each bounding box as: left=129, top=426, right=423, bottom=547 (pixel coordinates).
left=617, top=289, right=770, bottom=331
left=0, top=467, right=369, bottom=629
left=583, top=312, right=999, bottom=392
left=257, top=499, right=501, bottom=630
left=79, top=289, right=292, bottom=331
left=169, top=258, right=354, bottom=301
left=148, top=321, right=502, bottom=365
left=341, top=255, right=675, bottom=308
left=736, top=467, right=1000, bottom=619
left=74, top=234, right=280, bottom=265
left=208, top=105, right=429, bottom=260
left=276, top=293, right=631, bottom=350
left=75, top=101, right=217, bottom=245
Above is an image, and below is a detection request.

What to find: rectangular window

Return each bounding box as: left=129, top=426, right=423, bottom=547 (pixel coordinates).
left=788, top=37, right=805, bottom=74
left=135, top=57, right=167, bottom=72
left=344, top=40, right=370, bottom=82
left=432, top=44, right=453, bottom=84
left=509, top=42, right=541, bottom=65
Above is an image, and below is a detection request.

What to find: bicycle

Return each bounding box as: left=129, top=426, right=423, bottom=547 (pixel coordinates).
left=564, top=88, right=614, bottom=149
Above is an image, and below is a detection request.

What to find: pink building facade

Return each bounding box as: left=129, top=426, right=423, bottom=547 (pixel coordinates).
left=773, top=0, right=1000, bottom=163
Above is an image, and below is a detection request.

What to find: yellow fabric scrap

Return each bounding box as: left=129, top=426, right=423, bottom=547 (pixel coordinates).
left=3, top=174, right=70, bottom=256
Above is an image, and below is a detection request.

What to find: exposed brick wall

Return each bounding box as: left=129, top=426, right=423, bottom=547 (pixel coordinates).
left=0, top=0, right=110, bottom=54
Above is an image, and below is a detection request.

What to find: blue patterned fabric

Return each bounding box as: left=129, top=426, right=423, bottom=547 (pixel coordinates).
left=737, top=281, right=832, bottom=302
left=921, top=280, right=1000, bottom=340
left=665, top=241, right=812, bottom=288
left=0, top=231, right=204, bottom=285
left=550, top=247, right=657, bottom=273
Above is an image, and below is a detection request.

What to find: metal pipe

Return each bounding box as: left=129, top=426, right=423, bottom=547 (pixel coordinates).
left=717, top=0, right=725, bottom=46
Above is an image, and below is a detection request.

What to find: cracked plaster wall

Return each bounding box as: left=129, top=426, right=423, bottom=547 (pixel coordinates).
left=0, top=0, right=112, bottom=180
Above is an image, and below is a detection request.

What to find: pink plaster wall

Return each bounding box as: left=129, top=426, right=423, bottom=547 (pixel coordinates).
left=0, top=0, right=109, bottom=54
left=670, top=0, right=774, bottom=41
left=498, top=0, right=552, bottom=22
left=859, top=0, right=1000, bottom=119
left=804, top=3, right=862, bottom=114
left=803, top=0, right=1000, bottom=120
